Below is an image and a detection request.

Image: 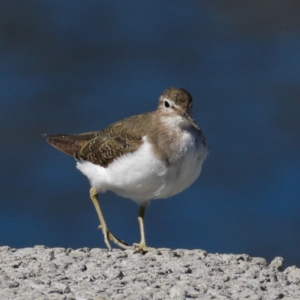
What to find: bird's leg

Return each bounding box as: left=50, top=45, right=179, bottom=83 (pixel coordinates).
left=89, top=188, right=132, bottom=250
left=133, top=202, right=156, bottom=253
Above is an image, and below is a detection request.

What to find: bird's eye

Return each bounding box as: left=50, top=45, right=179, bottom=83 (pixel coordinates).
left=164, top=100, right=170, bottom=108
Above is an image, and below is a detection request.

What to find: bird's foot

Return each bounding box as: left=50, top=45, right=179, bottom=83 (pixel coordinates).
left=98, top=225, right=132, bottom=250
left=133, top=241, right=156, bottom=254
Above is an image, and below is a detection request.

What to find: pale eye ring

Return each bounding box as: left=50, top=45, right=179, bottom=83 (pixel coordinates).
left=164, top=100, right=170, bottom=108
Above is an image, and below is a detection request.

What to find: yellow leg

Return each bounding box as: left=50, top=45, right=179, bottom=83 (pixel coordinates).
left=133, top=203, right=156, bottom=253
left=89, top=188, right=132, bottom=250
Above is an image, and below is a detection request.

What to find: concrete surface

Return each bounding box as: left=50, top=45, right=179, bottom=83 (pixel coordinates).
left=0, top=246, right=299, bottom=299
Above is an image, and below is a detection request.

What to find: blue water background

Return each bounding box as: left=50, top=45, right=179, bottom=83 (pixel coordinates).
left=1, top=1, right=300, bottom=267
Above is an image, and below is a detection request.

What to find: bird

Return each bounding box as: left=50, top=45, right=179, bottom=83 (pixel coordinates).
left=43, top=87, right=208, bottom=253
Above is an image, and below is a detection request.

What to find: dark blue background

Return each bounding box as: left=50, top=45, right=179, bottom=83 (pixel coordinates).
left=1, top=1, right=300, bottom=267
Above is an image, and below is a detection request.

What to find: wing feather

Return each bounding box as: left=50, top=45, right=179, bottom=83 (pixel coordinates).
left=44, top=112, right=152, bottom=167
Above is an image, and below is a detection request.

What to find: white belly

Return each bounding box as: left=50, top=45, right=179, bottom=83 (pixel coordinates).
left=76, top=135, right=208, bottom=204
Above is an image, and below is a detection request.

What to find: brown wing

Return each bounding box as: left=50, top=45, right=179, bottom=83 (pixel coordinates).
left=43, top=112, right=153, bottom=167
left=75, top=135, right=143, bottom=167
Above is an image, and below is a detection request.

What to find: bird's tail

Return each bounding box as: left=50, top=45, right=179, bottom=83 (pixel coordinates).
left=43, top=133, right=84, bottom=157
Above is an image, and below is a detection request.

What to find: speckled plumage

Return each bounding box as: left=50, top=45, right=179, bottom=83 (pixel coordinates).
left=44, top=113, right=152, bottom=168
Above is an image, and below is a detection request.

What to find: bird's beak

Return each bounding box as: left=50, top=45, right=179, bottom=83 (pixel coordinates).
left=180, top=111, right=201, bottom=131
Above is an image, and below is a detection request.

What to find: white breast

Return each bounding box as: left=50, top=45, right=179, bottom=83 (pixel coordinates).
left=76, top=133, right=208, bottom=205
left=154, top=129, right=208, bottom=199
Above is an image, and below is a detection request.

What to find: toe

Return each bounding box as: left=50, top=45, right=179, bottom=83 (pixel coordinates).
left=133, top=243, right=155, bottom=253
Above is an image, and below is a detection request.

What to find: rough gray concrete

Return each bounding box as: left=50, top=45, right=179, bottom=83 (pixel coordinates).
left=0, top=246, right=299, bottom=299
